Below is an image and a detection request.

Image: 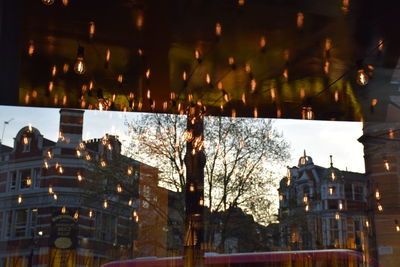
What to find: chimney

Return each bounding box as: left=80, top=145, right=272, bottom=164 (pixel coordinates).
left=57, top=109, right=84, bottom=149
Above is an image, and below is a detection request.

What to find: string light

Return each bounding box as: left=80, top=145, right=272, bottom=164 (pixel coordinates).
left=383, top=159, right=390, bottom=171
left=296, top=12, right=304, bottom=28
left=117, top=184, right=122, bottom=193
left=215, top=22, right=222, bottom=37
left=51, top=65, right=57, bottom=77
left=53, top=193, right=58, bottom=200
left=28, top=40, right=35, bottom=56
left=74, top=46, right=86, bottom=75
left=375, top=188, right=381, bottom=200
left=77, top=172, right=83, bottom=182
left=89, top=21, right=95, bottom=39
left=42, top=0, right=54, bottom=5
left=356, top=69, right=368, bottom=86
left=377, top=202, right=383, bottom=212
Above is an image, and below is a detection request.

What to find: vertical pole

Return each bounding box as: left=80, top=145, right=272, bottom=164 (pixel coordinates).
left=184, top=104, right=206, bottom=267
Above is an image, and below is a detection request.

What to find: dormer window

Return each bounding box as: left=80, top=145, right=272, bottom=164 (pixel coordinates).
left=22, top=136, right=31, bottom=152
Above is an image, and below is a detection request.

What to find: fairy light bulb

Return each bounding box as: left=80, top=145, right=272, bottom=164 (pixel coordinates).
left=215, top=22, right=222, bottom=37
left=89, top=21, right=95, bottom=39
left=339, top=201, right=343, bottom=210
left=206, top=74, right=211, bottom=85
left=103, top=199, right=108, bottom=209
left=48, top=185, right=53, bottom=194
left=28, top=40, right=35, bottom=56
left=128, top=199, right=133, bottom=206
left=42, top=0, right=54, bottom=5
left=279, top=194, right=284, bottom=201
left=26, top=176, right=31, bottom=186
left=44, top=161, right=49, bottom=169
left=303, top=195, right=308, bottom=203
left=383, top=159, right=390, bottom=171
left=375, top=189, right=381, bottom=200
left=305, top=204, right=309, bottom=212
left=74, top=210, right=79, bottom=220
left=335, top=212, right=340, bottom=220
left=189, top=184, right=195, bottom=192
left=251, top=79, right=256, bottom=92
left=253, top=107, right=258, bottom=119
left=77, top=172, right=83, bottom=182
left=117, top=184, right=122, bottom=193
left=146, top=69, right=151, bottom=80
left=51, top=65, right=57, bottom=77
left=76, top=150, right=81, bottom=157
left=329, top=186, right=334, bottom=195
left=18, top=195, right=22, bottom=204
left=195, top=50, right=201, bottom=63
left=100, top=160, right=106, bottom=167
left=395, top=220, right=400, bottom=232
left=378, top=39, right=384, bottom=51
left=377, top=202, right=383, bottom=212
left=365, top=220, right=370, bottom=228
left=334, top=90, right=339, bottom=102
left=133, top=210, right=137, bottom=217
left=260, top=36, right=267, bottom=51
left=61, top=206, right=66, bottom=214
left=127, top=167, right=133, bottom=175
left=356, top=69, right=368, bottom=86
left=331, top=171, right=336, bottom=180
left=296, top=12, right=304, bottom=28
left=53, top=194, right=58, bottom=200
left=74, top=46, right=86, bottom=75
left=89, top=210, right=94, bottom=218
left=85, top=153, right=91, bottom=161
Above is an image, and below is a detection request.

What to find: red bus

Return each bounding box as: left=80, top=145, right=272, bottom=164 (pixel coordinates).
left=102, top=249, right=366, bottom=267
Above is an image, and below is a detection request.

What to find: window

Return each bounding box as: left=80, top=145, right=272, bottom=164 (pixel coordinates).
left=33, top=168, right=41, bottom=188
left=14, top=210, right=28, bottom=237
left=19, top=169, right=31, bottom=189
left=329, top=218, right=339, bottom=246
left=9, top=172, right=17, bottom=191
left=22, top=137, right=31, bottom=152
left=97, top=213, right=116, bottom=242
left=354, top=185, right=364, bottom=201
left=345, top=184, right=352, bottom=199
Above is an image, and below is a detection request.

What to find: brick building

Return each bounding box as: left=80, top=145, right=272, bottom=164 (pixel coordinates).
left=0, top=109, right=168, bottom=266
left=278, top=152, right=370, bottom=262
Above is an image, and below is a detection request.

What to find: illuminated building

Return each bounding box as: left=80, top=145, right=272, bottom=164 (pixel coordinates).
left=0, top=109, right=167, bottom=266
left=278, top=152, right=370, bottom=256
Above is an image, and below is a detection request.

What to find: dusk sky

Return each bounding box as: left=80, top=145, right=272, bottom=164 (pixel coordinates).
left=0, top=105, right=365, bottom=173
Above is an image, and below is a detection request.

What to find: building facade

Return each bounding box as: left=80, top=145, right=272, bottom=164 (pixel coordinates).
left=0, top=109, right=168, bottom=266
left=278, top=152, right=370, bottom=260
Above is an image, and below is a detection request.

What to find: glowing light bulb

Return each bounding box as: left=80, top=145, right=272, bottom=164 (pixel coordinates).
left=260, top=36, right=267, bottom=51
left=42, top=0, right=54, bottom=5
left=53, top=194, right=58, bottom=200
left=305, top=204, right=309, bottom=212
left=241, top=93, right=246, bottom=104
left=73, top=211, right=79, bottom=220
left=76, top=150, right=81, bottom=157
left=28, top=41, right=35, bottom=56
left=26, top=177, right=31, bottom=186
left=253, top=107, right=258, bottom=119
left=89, top=210, right=94, bottom=218
left=189, top=184, right=195, bottom=192
left=279, top=194, right=284, bottom=201
left=117, top=184, right=122, bottom=193
left=377, top=203, right=383, bottom=212
left=100, top=160, right=106, bottom=167
left=44, top=161, right=49, bottom=169
left=339, top=201, right=343, bottom=210
left=375, top=189, right=381, bottom=200
left=251, top=79, right=257, bottom=92
left=331, top=171, right=336, bottom=180
left=383, top=159, right=390, bottom=171
left=395, top=220, right=400, bottom=232
left=48, top=186, right=53, bottom=194
left=356, top=69, right=368, bottom=86
left=199, top=199, right=204, bottom=206
left=303, top=195, right=308, bottom=203
left=365, top=220, right=369, bottom=228
left=128, top=199, right=133, bottom=206
left=103, top=199, right=108, bottom=209
left=195, top=50, right=201, bottom=63
left=51, top=65, right=57, bottom=77
left=329, top=187, right=334, bottom=195
left=215, top=22, right=222, bottom=37
left=378, top=39, right=384, bottom=51
left=63, top=63, right=69, bottom=73
left=18, top=195, right=22, bottom=204
left=61, top=206, right=66, bottom=214
left=335, top=212, right=340, bottom=220
left=117, top=74, right=123, bottom=83
left=297, top=12, right=304, bottom=28
left=77, top=172, right=83, bottom=182
left=85, top=154, right=91, bottom=161
left=89, top=21, right=95, bottom=39
left=389, top=129, right=395, bottom=139
left=74, top=46, right=86, bottom=75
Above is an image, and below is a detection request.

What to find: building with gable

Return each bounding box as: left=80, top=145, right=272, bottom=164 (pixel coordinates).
left=0, top=109, right=168, bottom=266
left=278, top=151, right=370, bottom=258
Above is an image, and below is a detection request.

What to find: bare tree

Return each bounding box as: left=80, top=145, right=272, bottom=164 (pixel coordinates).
left=125, top=114, right=290, bottom=251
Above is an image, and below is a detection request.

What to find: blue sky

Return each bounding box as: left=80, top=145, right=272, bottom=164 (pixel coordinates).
left=0, top=105, right=365, bottom=173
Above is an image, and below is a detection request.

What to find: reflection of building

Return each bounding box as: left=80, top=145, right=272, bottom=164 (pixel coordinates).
left=359, top=122, right=400, bottom=266
left=278, top=152, right=370, bottom=257
left=0, top=109, right=167, bottom=266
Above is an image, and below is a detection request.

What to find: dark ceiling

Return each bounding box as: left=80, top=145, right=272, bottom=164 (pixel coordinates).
left=1, top=0, right=400, bottom=121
